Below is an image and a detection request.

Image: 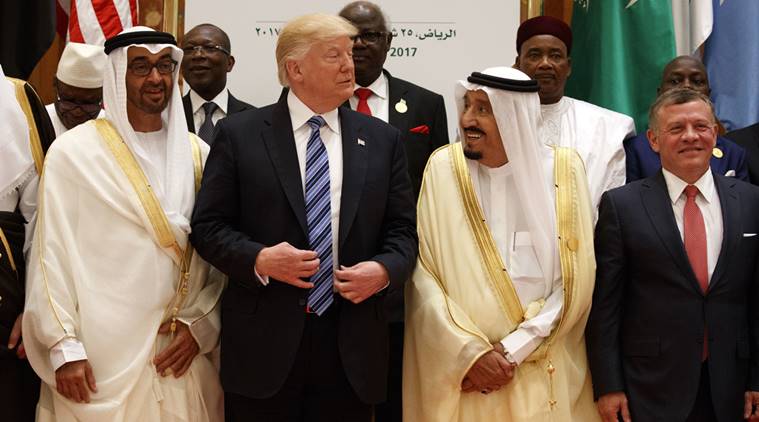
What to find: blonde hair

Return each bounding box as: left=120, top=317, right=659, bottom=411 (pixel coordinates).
left=275, top=13, right=358, bottom=86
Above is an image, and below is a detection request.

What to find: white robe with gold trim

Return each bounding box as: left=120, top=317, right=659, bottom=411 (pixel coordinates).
left=403, top=143, right=600, bottom=422
left=23, top=120, right=225, bottom=422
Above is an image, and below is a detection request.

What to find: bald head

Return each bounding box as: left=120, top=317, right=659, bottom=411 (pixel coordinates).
left=339, top=1, right=387, bottom=30
left=339, top=1, right=392, bottom=87
left=658, top=55, right=710, bottom=97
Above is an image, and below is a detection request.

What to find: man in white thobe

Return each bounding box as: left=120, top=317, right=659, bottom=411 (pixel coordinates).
left=23, top=27, right=224, bottom=422
left=514, top=15, right=635, bottom=214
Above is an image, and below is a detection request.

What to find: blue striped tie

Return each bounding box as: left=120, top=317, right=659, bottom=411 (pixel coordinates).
left=305, top=116, right=333, bottom=315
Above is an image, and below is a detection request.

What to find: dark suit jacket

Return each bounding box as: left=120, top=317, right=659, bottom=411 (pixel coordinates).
left=182, top=90, right=255, bottom=133
left=625, top=132, right=748, bottom=183
left=587, top=171, right=759, bottom=422
left=343, top=70, right=448, bottom=322
left=189, top=95, right=418, bottom=404
left=726, top=122, right=759, bottom=185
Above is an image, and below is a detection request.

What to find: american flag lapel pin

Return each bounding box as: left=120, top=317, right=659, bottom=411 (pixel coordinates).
left=357, top=139, right=366, bottom=146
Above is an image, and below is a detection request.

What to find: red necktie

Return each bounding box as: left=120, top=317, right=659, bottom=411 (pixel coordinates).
left=355, top=88, right=372, bottom=116
left=683, top=184, right=709, bottom=360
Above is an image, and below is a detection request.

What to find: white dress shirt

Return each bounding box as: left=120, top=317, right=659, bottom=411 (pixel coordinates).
left=662, top=168, right=723, bottom=282
left=255, top=90, right=344, bottom=286
left=189, top=88, right=229, bottom=130
left=349, top=72, right=389, bottom=123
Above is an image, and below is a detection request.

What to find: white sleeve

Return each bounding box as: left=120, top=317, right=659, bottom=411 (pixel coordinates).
left=499, top=276, right=563, bottom=364
left=49, top=337, right=87, bottom=371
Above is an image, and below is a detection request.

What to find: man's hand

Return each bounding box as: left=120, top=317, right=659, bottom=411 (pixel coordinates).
left=597, top=392, right=631, bottom=422
left=745, top=391, right=759, bottom=420
left=256, top=242, right=318, bottom=288
left=334, top=261, right=389, bottom=304
left=55, top=360, right=97, bottom=403
left=8, top=312, right=26, bottom=359
left=154, top=321, right=199, bottom=378
left=460, top=349, right=514, bottom=393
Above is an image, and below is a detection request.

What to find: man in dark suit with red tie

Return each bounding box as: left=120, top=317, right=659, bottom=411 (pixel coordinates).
left=180, top=23, right=254, bottom=144
left=338, top=4, right=448, bottom=419
left=587, top=88, right=759, bottom=422
left=190, top=13, right=417, bottom=422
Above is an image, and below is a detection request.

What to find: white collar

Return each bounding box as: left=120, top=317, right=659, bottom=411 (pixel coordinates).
left=355, top=72, right=388, bottom=100
left=540, top=96, right=569, bottom=116
left=662, top=167, right=716, bottom=205
left=287, top=89, right=340, bottom=135
left=189, top=88, right=229, bottom=115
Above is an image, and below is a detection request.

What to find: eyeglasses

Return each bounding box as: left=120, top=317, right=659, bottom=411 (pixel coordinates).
left=127, top=59, right=178, bottom=76
left=351, top=31, right=389, bottom=45
left=56, top=95, right=102, bottom=114
left=182, top=44, right=230, bottom=56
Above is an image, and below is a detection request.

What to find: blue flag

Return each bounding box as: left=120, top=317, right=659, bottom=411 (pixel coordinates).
left=704, top=0, right=759, bottom=131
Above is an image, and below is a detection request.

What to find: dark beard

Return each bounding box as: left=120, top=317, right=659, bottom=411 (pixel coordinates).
left=463, top=147, right=482, bottom=161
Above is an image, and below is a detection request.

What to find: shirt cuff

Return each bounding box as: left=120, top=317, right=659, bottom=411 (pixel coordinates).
left=49, top=337, right=87, bottom=371
left=500, top=328, right=543, bottom=365
left=253, top=266, right=269, bottom=286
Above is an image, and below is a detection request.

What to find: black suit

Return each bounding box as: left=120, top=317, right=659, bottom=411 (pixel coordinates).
left=587, top=171, right=759, bottom=422
left=182, top=90, right=255, bottom=133
left=726, top=122, right=759, bottom=185
left=190, top=94, right=418, bottom=420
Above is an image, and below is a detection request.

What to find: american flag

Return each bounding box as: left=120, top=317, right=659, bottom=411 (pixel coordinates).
left=56, top=0, right=138, bottom=45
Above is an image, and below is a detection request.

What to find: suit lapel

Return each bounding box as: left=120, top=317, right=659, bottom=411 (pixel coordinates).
left=708, top=175, right=739, bottom=291
left=641, top=172, right=705, bottom=294
left=182, top=94, right=195, bottom=132
left=387, top=71, right=410, bottom=132
left=227, top=93, right=245, bottom=114
left=338, top=108, right=368, bottom=248
left=262, top=99, right=308, bottom=237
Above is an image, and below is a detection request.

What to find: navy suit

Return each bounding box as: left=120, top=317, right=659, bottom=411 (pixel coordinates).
left=625, top=133, right=748, bottom=183
left=587, top=172, right=759, bottom=422
left=190, top=94, right=418, bottom=418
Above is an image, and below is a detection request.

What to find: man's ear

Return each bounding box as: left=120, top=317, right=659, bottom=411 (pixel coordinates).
left=566, top=56, right=572, bottom=78
left=513, top=55, right=520, bottom=69
left=226, top=55, right=236, bottom=72
left=285, top=60, right=303, bottom=83
left=647, top=128, right=660, bottom=153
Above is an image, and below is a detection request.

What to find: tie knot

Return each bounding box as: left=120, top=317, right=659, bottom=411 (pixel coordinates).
left=684, top=185, right=700, bottom=199
left=203, top=101, right=218, bottom=115
left=307, top=115, right=326, bottom=130
left=355, top=87, right=372, bottom=101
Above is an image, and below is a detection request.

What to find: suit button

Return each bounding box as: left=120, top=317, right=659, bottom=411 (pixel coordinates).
left=298, top=298, right=306, bottom=306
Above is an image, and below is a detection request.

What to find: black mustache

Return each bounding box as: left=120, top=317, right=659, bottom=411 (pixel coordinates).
left=463, top=127, right=485, bottom=134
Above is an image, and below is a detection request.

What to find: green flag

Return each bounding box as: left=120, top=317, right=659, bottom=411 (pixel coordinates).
left=566, top=0, right=676, bottom=132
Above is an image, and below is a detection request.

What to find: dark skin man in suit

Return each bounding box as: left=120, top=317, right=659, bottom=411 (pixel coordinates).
left=180, top=24, right=254, bottom=134
left=588, top=88, right=759, bottom=422
left=339, top=5, right=448, bottom=419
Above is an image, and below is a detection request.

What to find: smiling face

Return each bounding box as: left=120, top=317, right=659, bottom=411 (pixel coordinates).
left=286, top=36, right=355, bottom=113
left=180, top=25, right=233, bottom=101
left=648, top=100, right=716, bottom=183
left=126, top=46, right=174, bottom=116
left=460, top=90, right=507, bottom=168
left=516, top=34, right=571, bottom=104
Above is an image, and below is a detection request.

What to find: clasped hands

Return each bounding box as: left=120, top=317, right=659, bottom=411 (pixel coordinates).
left=255, top=241, right=388, bottom=304
left=461, top=342, right=516, bottom=394
left=54, top=321, right=199, bottom=403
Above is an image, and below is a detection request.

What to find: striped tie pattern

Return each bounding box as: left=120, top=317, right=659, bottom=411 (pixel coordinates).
left=305, top=116, right=334, bottom=315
